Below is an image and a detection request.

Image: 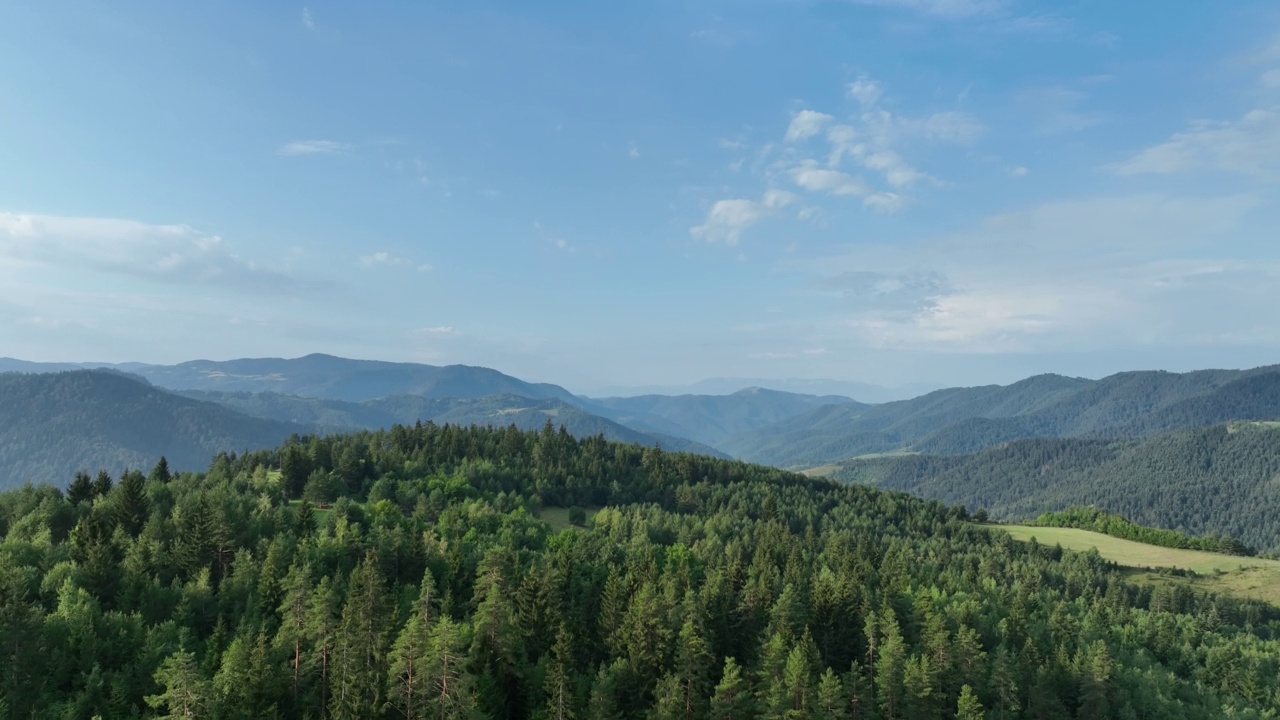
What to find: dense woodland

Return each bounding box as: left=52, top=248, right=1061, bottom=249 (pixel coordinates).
left=835, top=423, right=1280, bottom=553
left=2, top=422, right=1280, bottom=718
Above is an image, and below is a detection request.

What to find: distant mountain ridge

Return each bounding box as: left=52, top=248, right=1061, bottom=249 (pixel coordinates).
left=179, top=390, right=726, bottom=457
left=726, top=365, right=1280, bottom=467
left=585, top=387, right=861, bottom=447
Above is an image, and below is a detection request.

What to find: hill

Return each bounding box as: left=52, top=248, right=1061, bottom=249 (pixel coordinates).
left=179, top=390, right=725, bottom=457
left=586, top=386, right=861, bottom=447
left=726, top=365, right=1280, bottom=467
left=0, top=370, right=300, bottom=489
left=834, top=422, right=1280, bottom=552
left=1, top=424, right=1278, bottom=717
left=132, top=353, right=583, bottom=403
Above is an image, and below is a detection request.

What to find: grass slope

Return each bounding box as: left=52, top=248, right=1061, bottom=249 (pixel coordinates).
left=999, top=524, right=1280, bottom=604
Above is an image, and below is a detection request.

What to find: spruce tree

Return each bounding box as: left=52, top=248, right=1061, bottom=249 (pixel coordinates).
left=709, top=657, right=755, bottom=720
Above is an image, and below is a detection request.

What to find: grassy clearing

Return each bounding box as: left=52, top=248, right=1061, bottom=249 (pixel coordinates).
left=540, top=506, right=600, bottom=532
left=999, top=524, right=1280, bottom=605
left=804, top=449, right=921, bottom=478
left=1228, top=420, right=1280, bottom=433
left=801, top=464, right=841, bottom=478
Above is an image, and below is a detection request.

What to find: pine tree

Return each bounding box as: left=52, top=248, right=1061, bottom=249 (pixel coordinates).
left=875, top=609, right=906, bottom=720
left=112, top=469, right=149, bottom=536
left=305, top=576, right=341, bottom=717
left=294, top=501, right=316, bottom=537
left=544, top=624, right=576, bottom=720
left=146, top=650, right=213, bottom=719
left=587, top=661, right=625, bottom=720
left=330, top=553, right=390, bottom=720
left=815, top=668, right=848, bottom=720
left=956, top=684, right=986, bottom=720
left=274, top=564, right=313, bottom=708
left=671, top=617, right=712, bottom=717
left=92, top=470, right=113, bottom=498
left=67, top=471, right=95, bottom=506
left=424, top=616, right=476, bottom=720
left=387, top=578, right=435, bottom=720
left=149, top=456, right=172, bottom=484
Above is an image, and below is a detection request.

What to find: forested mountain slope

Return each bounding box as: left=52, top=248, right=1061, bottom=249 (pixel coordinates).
left=133, top=353, right=582, bottom=403
left=728, top=365, right=1280, bottom=467
left=2, top=424, right=1279, bottom=717
left=835, top=422, right=1280, bottom=551
left=180, top=390, right=724, bottom=456
left=0, top=370, right=299, bottom=489
left=586, top=386, right=860, bottom=447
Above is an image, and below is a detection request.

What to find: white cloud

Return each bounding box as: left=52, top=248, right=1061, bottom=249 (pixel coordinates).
left=864, top=192, right=910, bottom=213
left=790, top=161, right=869, bottom=196
left=1009, top=166, right=1030, bottom=177
left=301, top=8, right=314, bottom=30
left=1112, top=108, right=1280, bottom=177
left=359, top=252, right=411, bottom=268
left=785, top=110, right=834, bottom=142
left=690, top=189, right=797, bottom=245
left=278, top=140, right=350, bottom=156
left=1261, top=70, right=1280, bottom=89
left=763, top=189, right=798, bottom=208
left=415, top=326, right=455, bottom=335
left=860, top=149, right=927, bottom=188
left=629, top=145, right=641, bottom=159
left=847, top=75, right=884, bottom=109
left=846, top=0, right=1009, bottom=19
left=0, top=211, right=300, bottom=291
left=417, top=263, right=434, bottom=273
left=690, top=199, right=768, bottom=245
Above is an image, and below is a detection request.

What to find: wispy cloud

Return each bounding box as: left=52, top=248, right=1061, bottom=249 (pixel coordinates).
left=301, top=8, right=315, bottom=30
left=0, top=211, right=307, bottom=293
left=846, top=0, right=1009, bottom=20
left=278, top=140, right=351, bottom=156
left=1112, top=109, right=1280, bottom=177
left=793, top=193, right=1264, bottom=353
left=1016, top=86, right=1106, bottom=135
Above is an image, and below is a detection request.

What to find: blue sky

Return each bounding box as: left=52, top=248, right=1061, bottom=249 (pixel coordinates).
left=3, top=1, right=1280, bottom=394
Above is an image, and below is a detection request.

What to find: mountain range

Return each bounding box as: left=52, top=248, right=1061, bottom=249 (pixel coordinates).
left=6, top=353, right=1280, bottom=551
left=725, top=365, right=1280, bottom=467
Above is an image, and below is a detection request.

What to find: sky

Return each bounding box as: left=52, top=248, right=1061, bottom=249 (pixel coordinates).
left=2, top=1, right=1280, bottom=394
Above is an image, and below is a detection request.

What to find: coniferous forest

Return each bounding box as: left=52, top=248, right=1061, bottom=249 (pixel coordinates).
left=3, top=422, right=1280, bottom=718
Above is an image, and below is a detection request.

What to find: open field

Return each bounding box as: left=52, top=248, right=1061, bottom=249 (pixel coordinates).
left=540, top=506, right=600, bottom=531
left=999, top=524, right=1280, bottom=604
left=803, top=449, right=920, bottom=478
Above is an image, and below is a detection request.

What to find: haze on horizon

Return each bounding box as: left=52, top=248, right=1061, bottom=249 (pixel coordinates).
left=3, top=1, right=1279, bottom=390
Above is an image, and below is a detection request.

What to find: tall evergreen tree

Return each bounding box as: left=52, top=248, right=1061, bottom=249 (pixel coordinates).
left=330, top=553, right=390, bottom=720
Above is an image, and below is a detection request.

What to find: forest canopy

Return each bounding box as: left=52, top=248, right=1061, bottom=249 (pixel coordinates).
left=1, top=421, right=1279, bottom=718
